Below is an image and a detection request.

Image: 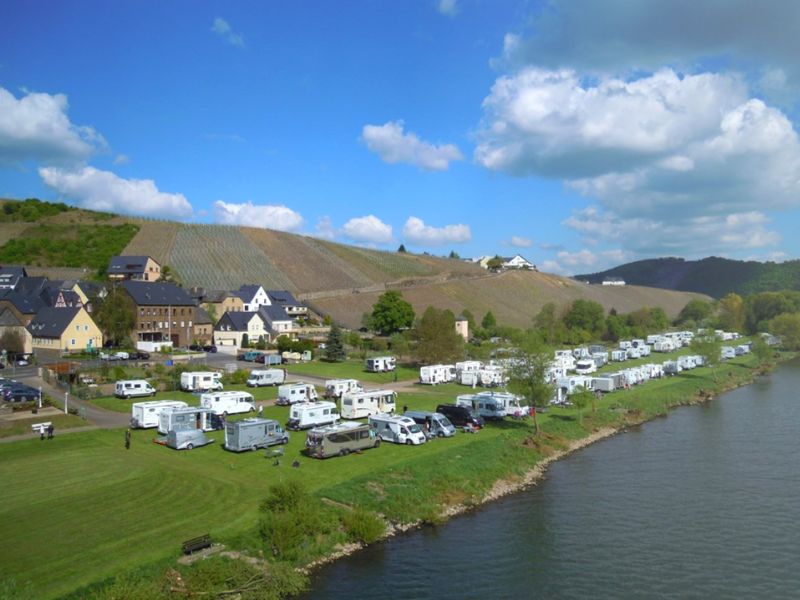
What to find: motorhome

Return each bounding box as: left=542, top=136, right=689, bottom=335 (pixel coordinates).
left=647, top=334, right=663, bottom=345
left=479, top=365, right=507, bottom=387
left=619, top=341, right=632, bottom=350
left=456, top=393, right=507, bottom=419
left=677, top=355, right=697, bottom=370
left=115, top=380, right=156, bottom=399
left=365, top=356, right=396, bottom=373
left=574, top=359, right=597, bottom=375
left=610, top=350, right=628, bottom=362
left=554, top=350, right=576, bottom=371
left=180, top=371, right=223, bottom=393
left=246, top=369, right=286, bottom=387
left=572, top=347, right=591, bottom=359
left=287, top=401, right=339, bottom=430
left=158, top=406, right=215, bottom=434
left=369, top=413, right=427, bottom=445
left=653, top=340, right=675, bottom=352
left=663, top=361, right=681, bottom=375
left=419, top=364, right=456, bottom=385
left=638, top=344, right=651, bottom=357
left=592, top=377, right=616, bottom=393
left=626, top=347, right=642, bottom=359
left=276, top=382, right=318, bottom=406
left=403, top=410, right=456, bottom=438
left=166, top=429, right=213, bottom=451
left=474, top=391, right=528, bottom=418
left=305, top=421, right=380, bottom=458
left=340, top=389, right=397, bottom=419
left=556, top=375, right=593, bottom=396
left=224, top=418, right=288, bottom=452
left=200, top=391, right=256, bottom=416
left=130, top=400, right=188, bottom=429
left=459, top=370, right=481, bottom=387
left=455, top=361, right=482, bottom=374
left=324, top=379, right=363, bottom=399
left=591, top=352, right=609, bottom=367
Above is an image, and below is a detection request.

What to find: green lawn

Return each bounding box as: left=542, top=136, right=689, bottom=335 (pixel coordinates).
left=0, top=413, right=87, bottom=438
left=86, top=386, right=283, bottom=413
left=286, top=359, right=418, bottom=383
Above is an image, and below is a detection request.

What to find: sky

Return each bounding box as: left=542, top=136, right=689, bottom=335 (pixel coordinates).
left=1, top=0, right=800, bottom=275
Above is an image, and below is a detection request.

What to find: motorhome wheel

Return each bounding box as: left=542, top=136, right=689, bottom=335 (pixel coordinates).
left=281, top=437, right=289, bottom=444
left=251, top=444, right=258, bottom=452
left=339, top=448, right=350, bottom=457
left=374, top=439, right=381, bottom=448
left=186, top=443, right=194, bottom=450
left=437, top=431, right=445, bottom=438
left=405, top=439, right=412, bottom=445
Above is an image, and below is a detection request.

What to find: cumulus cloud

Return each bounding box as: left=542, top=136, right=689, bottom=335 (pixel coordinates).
left=508, top=235, right=532, bottom=248
left=211, top=17, right=244, bottom=47
left=342, top=215, right=393, bottom=244
left=0, top=87, right=106, bottom=165
left=402, top=216, right=471, bottom=246
left=39, top=166, right=192, bottom=219
left=213, top=201, right=303, bottom=231
left=361, top=121, right=463, bottom=171
left=313, top=216, right=336, bottom=240
left=437, top=0, right=459, bottom=17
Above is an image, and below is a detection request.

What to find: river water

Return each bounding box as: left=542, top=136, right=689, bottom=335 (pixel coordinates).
left=304, top=360, right=800, bottom=599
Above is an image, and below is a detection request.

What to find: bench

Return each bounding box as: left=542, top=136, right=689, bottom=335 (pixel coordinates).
left=31, top=422, right=52, bottom=434
left=182, top=534, right=212, bottom=555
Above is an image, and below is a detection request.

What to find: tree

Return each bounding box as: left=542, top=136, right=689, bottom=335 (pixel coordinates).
left=461, top=309, right=476, bottom=332
left=486, top=255, right=504, bottom=271
left=389, top=332, right=411, bottom=360
left=769, top=312, right=800, bottom=350
left=94, top=285, right=136, bottom=347
left=677, top=299, right=713, bottom=325
left=397, top=244, right=407, bottom=253
left=717, top=293, right=745, bottom=332
left=570, top=386, right=593, bottom=424
left=205, top=303, right=218, bottom=325
left=160, top=265, right=180, bottom=285
left=0, top=330, right=25, bottom=356
left=241, top=333, right=250, bottom=348
left=413, top=306, right=464, bottom=365
left=481, top=310, right=497, bottom=331
left=448, top=250, right=460, bottom=259
left=751, top=336, right=772, bottom=365
left=368, top=290, right=414, bottom=336
left=690, top=335, right=722, bottom=382
left=534, top=303, right=562, bottom=344
left=506, top=334, right=555, bottom=435
left=345, top=331, right=362, bottom=349
left=323, top=324, right=346, bottom=362
left=563, top=299, right=605, bottom=339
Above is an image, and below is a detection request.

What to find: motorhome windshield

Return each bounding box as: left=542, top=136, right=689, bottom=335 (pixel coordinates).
left=438, top=416, right=453, bottom=428
left=408, top=423, right=421, bottom=434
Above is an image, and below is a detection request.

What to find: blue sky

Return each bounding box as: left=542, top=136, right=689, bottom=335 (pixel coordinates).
left=1, top=0, right=800, bottom=274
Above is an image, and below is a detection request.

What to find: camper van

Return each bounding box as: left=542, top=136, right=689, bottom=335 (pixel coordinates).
left=276, top=382, right=318, bottom=406
left=479, top=365, right=507, bottom=387
left=365, top=356, right=396, bottom=372
left=653, top=340, right=675, bottom=353
left=369, top=414, right=427, bottom=445
left=554, top=350, right=576, bottom=371
left=403, top=410, right=456, bottom=438
left=574, top=359, right=597, bottom=375
left=556, top=375, right=593, bottom=396
left=180, top=371, right=223, bottom=393
left=419, top=364, right=456, bottom=385
left=610, top=350, right=628, bottom=362
left=340, top=389, right=397, bottom=419
left=246, top=369, right=286, bottom=387
left=130, top=400, right=188, bottom=429
left=287, top=401, right=339, bottom=430
left=459, top=370, right=481, bottom=387
left=200, top=391, right=256, bottom=416
left=305, top=421, right=380, bottom=458
left=435, top=403, right=484, bottom=429
left=224, top=418, right=288, bottom=452
left=166, top=428, right=213, bottom=451
left=721, top=346, right=736, bottom=359
left=455, top=361, right=482, bottom=374
left=158, top=406, right=215, bottom=434
left=475, top=391, right=528, bottom=418
left=324, top=379, right=363, bottom=399
left=456, top=393, right=507, bottom=420
left=115, top=380, right=156, bottom=399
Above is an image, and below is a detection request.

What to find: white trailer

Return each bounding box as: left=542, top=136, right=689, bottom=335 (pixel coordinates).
left=556, top=375, right=593, bottom=396
left=653, top=340, right=675, bottom=353
left=619, top=341, right=632, bottom=350
left=276, top=382, right=318, bottom=406
left=365, top=356, right=396, bottom=372
left=592, top=377, right=616, bottom=393
left=419, top=364, right=455, bottom=385
left=554, top=350, right=576, bottom=371
left=324, top=379, right=363, bottom=399
left=611, top=350, right=628, bottom=362
left=455, top=360, right=482, bottom=374
left=479, top=366, right=507, bottom=387
left=626, top=347, right=642, bottom=359
left=639, top=344, right=651, bottom=357
left=591, top=352, right=609, bottom=367
left=646, top=334, right=663, bottom=344
left=340, top=389, right=397, bottom=419
left=200, top=391, right=256, bottom=416
left=130, top=400, right=188, bottom=429
left=459, top=370, right=480, bottom=387
left=369, top=414, right=426, bottom=445
left=721, top=346, right=736, bottom=359
left=180, top=371, right=223, bottom=393
left=158, top=406, right=215, bottom=434
left=246, top=369, right=286, bottom=387
left=287, top=401, right=339, bottom=430
left=574, top=359, right=597, bottom=375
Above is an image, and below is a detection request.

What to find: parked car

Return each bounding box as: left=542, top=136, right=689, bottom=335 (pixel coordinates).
left=3, top=384, right=39, bottom=402
left=130, top=351, right=150, bottom=360
left=203, top=345, right=217, bottom=353
left=114, top=351, right=130, bottom=360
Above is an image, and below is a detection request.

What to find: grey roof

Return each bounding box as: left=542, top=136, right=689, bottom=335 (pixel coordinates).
left=236, top=284, right=263, bottom=303
left=27, top=307, right=81, bottom=338
left=204, top=289, right=233, bottom=303
left=40, top=287, right=82, bottom=308
left=195, top=306, right=212, bottom=325
left=2, top=291, right=44, bottom=314
left=0, top=265, right=27, bottom=278
left=0, top=308, right=23, bottom=327
left=121, top=280, right=195, bottom=306
left=14, top=277, right=48, bottom=296
left=258, top=304, right=291, bottom=325
left=108, top=255, right=155, bottom=275
left=215, top=311, right=262, bottom=332
left=266, top=290, right=300, bottom=305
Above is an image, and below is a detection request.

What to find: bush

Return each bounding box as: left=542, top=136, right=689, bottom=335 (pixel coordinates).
left=341, top=508, right=385, bottom=544
left=260, top=480, right=307, bottom=513
left=222, top=369, right=249, bottom=385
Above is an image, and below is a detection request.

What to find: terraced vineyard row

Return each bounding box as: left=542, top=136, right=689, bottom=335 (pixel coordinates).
left=122, top=220, right=180, bottom=267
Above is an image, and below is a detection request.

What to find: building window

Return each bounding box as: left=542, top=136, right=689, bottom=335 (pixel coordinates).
left=71, top=338, right=76, bottom=346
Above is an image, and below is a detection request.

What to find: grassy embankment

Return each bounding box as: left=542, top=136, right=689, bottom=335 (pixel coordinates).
left=0, top=351, right=783, bottom=599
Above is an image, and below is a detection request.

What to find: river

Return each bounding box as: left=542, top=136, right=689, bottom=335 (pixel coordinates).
left=303, top=360, right=800, bottom=599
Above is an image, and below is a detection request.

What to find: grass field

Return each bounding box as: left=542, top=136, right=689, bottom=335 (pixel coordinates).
left=86, top=386, right=282, bottom=413
left=286, top=359, right=419, bottom=384
left=0, top=413, right=86, bottom=438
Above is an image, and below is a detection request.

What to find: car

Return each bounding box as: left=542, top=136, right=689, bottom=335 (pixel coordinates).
left=114, top=351, right=130, bottom=360
left=130, top=351, right=150, bottom=360
left=3, top=385, right=39, bottom=402
left=203, top=345, right=217, bottom=353
left=16, top=359, right=30, bottom=366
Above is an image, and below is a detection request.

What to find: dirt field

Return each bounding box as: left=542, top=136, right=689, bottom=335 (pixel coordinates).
left=122, top=220, right=179, bottom=266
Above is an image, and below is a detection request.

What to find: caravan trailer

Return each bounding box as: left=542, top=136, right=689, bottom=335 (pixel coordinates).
left=246, top=369, right=286, bottom=387
left=130, top=400, right=188, bottom=429
left=611, top=350, right=628, bottom=362
left=574, top=359, right=597, bottom=375
left=340, top=389, right=397, bottom=419
left=305, top=421, right=380, bottom=458
left=592, top=377, right=616, bottom=393
left=166, top=429, right=213, bottom=451
left=324, top=379, right=363, bottom=399
left=554, top=350, right=576, bottom=371
left=556, top=375, right=593, bottom=396
left=419, top=364, right=456, bottom=385
left=365, top=356, right=396, bottom=372
left=369, top=414, right=427, bottom=445
left=180, top=371, right=223, bottom=393
left=591, top=352, right=609, bottom=367
left=200, top=391, right=256, bottom=416
left=224, top=418, right=288, bottom=452
left=286, top=401, right=339, bottom=430
left=479, top=365, right=507, bottom=387
left=459, top=370, right=480, bottom=387
left=158, top=406, right=215, bottom=434
left=115, top=380, right=156, bottom=399
left=455, top=361, right=482, bottom=375
left=653, top=340, right=675, bottom=352
left=276, top=382, right=318, bottom=406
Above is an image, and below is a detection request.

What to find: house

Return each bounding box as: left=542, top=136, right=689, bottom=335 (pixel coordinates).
left=39, top=285, right=83, bottom=309
left=502, top=255, right=535, bottom=270
left=107, top=256, right=162, bottom=282
left=266, top=290, right=307, bottom=319
left=258, top=304, right=295, bottom=338
left=0, top=307, right=33, bottom=355
left=602, top=278, right=626, bottom=286
left=193, top=306, right=214, bottom=345
left=0, top=266, right=27, bottom=290
left=121, top=280, right=197, bottom=347
left=201, top=289, right=244, bottom=318
left=214, top=311, right=268, bottom=348
left=472, top=256, right=493, bottom=270
left=27, top=306, right=103, bottom=355
left=235, top=285, right=271, bottom=312
left=0, top=290, right=45, bottom=325
left=455, top=317, right=469, bottom=341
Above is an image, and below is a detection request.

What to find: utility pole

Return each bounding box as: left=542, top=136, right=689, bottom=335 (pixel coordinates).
left=64, top=391, right=69, bottom=415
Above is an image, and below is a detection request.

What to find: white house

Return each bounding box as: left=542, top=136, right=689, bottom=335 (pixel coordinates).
left=236, top=285, right=271, bottom=312
left=213, top=311, right=269, bottom=347
left=602, top=278, right=626, bottom=286
left=502, top=255, right=535, bottom=270
left=259, top=305, right=295, bottom=339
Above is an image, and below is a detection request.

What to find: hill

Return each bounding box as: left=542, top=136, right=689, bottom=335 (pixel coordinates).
left=0, top=198, right=707, bottom=325
left=577, top=257, right=800, bottom=298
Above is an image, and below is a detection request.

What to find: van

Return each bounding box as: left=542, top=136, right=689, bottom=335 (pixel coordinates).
left=166, top=428, right=213, bottom=451
left=130, top=400, right=188, bottom=429
left=340, top=389, right=397, bottom=419
left=365, top=356, right=396, bottom=372
left=403, top=410, right=456, bottom=438
left=435, top=403, right=484, bottom=429
left=369, top=414, right=427, bottom=445
left=287, top=401, right=339, bottom=430
left=115, top=380, right=156, bottom=399
left=324, top=379, right=363, bottom=399
left=276, top=382, right=318, bottom=406
left=180, top=371, right=223, bottom=393
left=246, top=369, right=286, bottom=387
left=224, top=418, right=288, bottom=452
left=305, top=421, right=380, bottom=459
left=200, top=391, right=256, bottom=416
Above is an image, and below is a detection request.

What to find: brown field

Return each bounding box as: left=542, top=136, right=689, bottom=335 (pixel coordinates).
left=0, top=223, right=31, bottom=246
left=122, top=220, right=180, bottom=266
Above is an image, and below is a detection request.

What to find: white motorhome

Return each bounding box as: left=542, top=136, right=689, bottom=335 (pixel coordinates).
left=554, top=350, right=576, bottom=371
left=130, top=400, right=188, bottom=429
left=369, top=414, right=427, bottom=445
left=638, top=344, right=651, bottom=357
left=455, top=360, right=482, bottom=374
left=158, top=406, right=215, bottom=434
left=591, top=352, right=609, bottom=367
left=610, top=350, right=628, bottom=362
left=340, top=389, right=397, bottom=419
left=365, top=356, right=396, bottom=372
left=574, top=359, right=597, bottom=375
left=474, top=391, right=527, bottom=418
left=287, top=401, right=339, bottom=430
left=419, top=364, right=456, bottom=385
left=459, top=370, right=480, bottom=387
left=619, top=341, right=632, bottom=350
left=479, top=365, right=507, bottom=387
left=276, top=382, right=318, bottom=406
left=721, top=346, right=736, bottom=359
left=556, top=375, right=593, bottom=396
left=180, top=371, right=223, bottom=393
left=456, top=393, right=508, bottom=419
left=115, top=380, right=156, bottom=399
left=626, top=347, right=642, bottom=359
left=324, top=379, right=363, bottom=399
left=677, top=356, right=697, bottom=370
left=653, top=340, right=675, bottom=352
left=246, top=369, right=286, bottom=387
left=200, top=391, right=256, bottom=416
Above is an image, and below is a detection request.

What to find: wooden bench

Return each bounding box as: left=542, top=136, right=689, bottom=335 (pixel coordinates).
left=182, top=534, right=212, bottom=555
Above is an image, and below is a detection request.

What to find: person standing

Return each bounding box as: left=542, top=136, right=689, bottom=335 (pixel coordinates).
left=47, top=424, right=54, bottom=439
left=125, top=428, right=131, bottom=450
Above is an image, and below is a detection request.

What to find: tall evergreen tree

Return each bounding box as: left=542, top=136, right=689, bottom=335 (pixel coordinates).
left=323, top=324, right=346, bottom=362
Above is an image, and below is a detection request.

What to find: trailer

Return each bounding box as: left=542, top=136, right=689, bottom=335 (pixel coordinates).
left=662, top=361, right=681, bottom=375
left=166, top=428, right=213, bottom=451
left=721, top=346, right=736, bottom=359
left=611, top=350, right=628, bottom=362
left=365, top=356, right=396, bottom=373
left=556, top=375, right=593, bottom=396
left=419, top=364, right=455, bottom=385
left=324, top=379, right=363, bottom=399
left=626, top=347, right=642, bottom=359
left=479, top=365, right=507, bottom=387
left=574, top=359, right=597, bottom=375
left=276, top=382, right=318, bottom=406
left=224, top=418, right=289, bottom=452
left=180, top=371, right=223, bottom=393
left=305, top=421, right=380, bottom=459
left=246, top=369, right=286, bottom=387
left=158, top=406, right=215, bottom=434
left=200, top=391, right=256, bottom=416
left=455, top=360, right=482, bottom=374
left=340, top=389, right=397, bottom=419
left=554, top=350, right=576, bottom=371
left=456, top=393, right=508, bottom=419
left=286, top=401, right=339, bottom=430
left=369, top=414, right=427, bottom=445
left=592, top=376, right=616, bottom=393
left=459, top=370, right=480, bottom=387
left=653, top=340, right=675, bottom=352
left=130, top=400, right=188, bottom=429
left=591, top=352, right=609, bottom=367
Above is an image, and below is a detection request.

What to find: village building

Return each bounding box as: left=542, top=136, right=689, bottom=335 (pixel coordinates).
left=27, top=306, right=103, bottom=355
left=213, top=311, right=269, bottom=348
left=121, top=280, right=197, bottom=347
left=235, top=284, right=271, bottom=312
left=107, top=255, right=162, bottom=282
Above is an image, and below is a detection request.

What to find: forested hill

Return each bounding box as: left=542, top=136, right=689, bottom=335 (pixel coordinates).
left=576, top=257, right=800, bottom=298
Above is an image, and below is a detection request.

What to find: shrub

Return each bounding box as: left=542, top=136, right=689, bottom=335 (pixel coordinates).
left=341, top=508, right=385, bottom=544
left=222, top=369, right=249, bottom=385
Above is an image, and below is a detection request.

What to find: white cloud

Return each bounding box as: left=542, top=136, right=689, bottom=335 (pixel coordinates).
left=361, top=120, right=463, bottom=171
left=539, top=259, right=566, bottom=275
left=313, top=216, right=336, bottom=240
left=39, top=166, right=192, bottom=219
left=508, top=235, right=532, bottom=248
left=556, top=249, right=598, bottom=268
left=211, top=17, right=244, bottom=47
left=437, top=0, right=459, bottom=17
left=342, top=215, right=393, bottom=244
left=213, top=201, right=303, bottom=231
left=113, top=154, right=130, bottom=165
left=0, top=87, right=106, bottom=165
left=402, top=216, right=471, bottom=246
